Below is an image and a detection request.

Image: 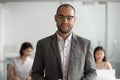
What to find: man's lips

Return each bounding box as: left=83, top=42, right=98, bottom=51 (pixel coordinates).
left=61, top=25, right=69, bottom=28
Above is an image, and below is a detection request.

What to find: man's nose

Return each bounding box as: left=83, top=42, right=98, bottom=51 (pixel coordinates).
left=63, top=18, right=68, bottom=23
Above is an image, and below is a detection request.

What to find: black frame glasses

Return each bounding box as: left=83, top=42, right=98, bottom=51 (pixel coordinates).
left=57, top=15, right=74, bottom=21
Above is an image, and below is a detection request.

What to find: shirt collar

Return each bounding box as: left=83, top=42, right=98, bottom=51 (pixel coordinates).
left=57, top=33, right=72, bottom=42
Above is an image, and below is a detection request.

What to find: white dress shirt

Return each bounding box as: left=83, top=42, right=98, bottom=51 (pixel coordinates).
left=11, top=56, right=33, bottom=80
left=57, top=33, right=72, bottom=80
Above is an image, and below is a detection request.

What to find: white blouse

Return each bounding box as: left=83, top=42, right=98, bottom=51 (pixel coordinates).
left=11, top=57, right=33, bottom=80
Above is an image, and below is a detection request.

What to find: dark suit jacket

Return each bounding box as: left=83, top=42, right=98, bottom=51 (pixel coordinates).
left=31, top=33, right=97, bottom=80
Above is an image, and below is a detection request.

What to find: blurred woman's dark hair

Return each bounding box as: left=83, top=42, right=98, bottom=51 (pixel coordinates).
left=19, top=42, right=33, bottom=57
left=94, top=46, right=107, bottom=62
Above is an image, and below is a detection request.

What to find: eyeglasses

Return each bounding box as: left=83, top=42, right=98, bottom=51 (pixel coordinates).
left=57, top=15, right=74, bottom=21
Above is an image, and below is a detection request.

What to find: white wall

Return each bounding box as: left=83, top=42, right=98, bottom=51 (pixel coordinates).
left=107, top=3, right=120, bottom=78
left=108, top=2, right=120, bottom=62
left=4, top=1, right=106, bottom=58
left=69, top=2, right=106, bottom=48
left=5, top=2, right=59, bottom=57
left=0, top=3, right=7, bottom=80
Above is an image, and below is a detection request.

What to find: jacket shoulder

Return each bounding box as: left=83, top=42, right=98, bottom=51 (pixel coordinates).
left=74, top=34, right=90, bottom=43
left=37, top=34, right=55, bottom=45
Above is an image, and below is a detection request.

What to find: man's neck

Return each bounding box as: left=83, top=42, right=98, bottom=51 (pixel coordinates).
left=57, top=31, right=72, bottom=40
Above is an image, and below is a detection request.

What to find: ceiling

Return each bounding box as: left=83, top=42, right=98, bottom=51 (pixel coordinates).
left=0, top=0, right=120, bottom=2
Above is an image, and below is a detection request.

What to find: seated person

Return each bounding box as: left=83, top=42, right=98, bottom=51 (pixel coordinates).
left=94, top=46, right=112, bottom=69
left=9, top=42, right=33, bottom=80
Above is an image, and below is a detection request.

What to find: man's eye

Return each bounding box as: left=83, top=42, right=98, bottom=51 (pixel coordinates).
left=67, top=16, right=73, bottom=20
left=58, top=16, right=64, bottom=19
left=59, top=16, right=64, bottom=19
left=67, top=17, right=72, bottom=20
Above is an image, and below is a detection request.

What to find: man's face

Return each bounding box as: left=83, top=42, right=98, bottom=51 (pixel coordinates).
left=55, top=6, right=76, bottom=34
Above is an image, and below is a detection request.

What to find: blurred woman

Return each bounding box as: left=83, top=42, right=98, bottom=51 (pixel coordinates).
left=9, top=42, right=33, bottom=80
left=94, top=46, right=112, bottom=69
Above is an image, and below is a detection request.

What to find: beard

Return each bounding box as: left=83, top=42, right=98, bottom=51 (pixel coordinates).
left=57, top=24, right=73, bottom=34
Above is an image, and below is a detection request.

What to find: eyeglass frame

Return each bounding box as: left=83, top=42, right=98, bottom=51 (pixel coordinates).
left=56, top=14, right=75, bottom=21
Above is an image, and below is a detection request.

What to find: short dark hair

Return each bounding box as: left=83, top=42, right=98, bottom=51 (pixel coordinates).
left=94, top=46, right=107, bottom=62
left=56, top=3, right=75, bottom=15
left=19, top=42, right=33, bottom=57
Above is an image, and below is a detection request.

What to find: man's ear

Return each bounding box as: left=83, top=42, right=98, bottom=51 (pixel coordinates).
left=74, top=16, right=76, bottom=22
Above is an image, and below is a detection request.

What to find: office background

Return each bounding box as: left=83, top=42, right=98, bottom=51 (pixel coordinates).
left=0, top=0, right=120, bottom=79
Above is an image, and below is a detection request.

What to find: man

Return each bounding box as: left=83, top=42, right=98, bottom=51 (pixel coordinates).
left=31, top=4, right=96, bottom=80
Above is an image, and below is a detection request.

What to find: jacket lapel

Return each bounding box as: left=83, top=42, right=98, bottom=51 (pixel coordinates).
left=68, top=34, right=84, bottom=80
left=67, top=34, right=77, bottom=78
left=51, top=33, right=62, bottom=71
left=51, top=33, right=84, bottom=80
